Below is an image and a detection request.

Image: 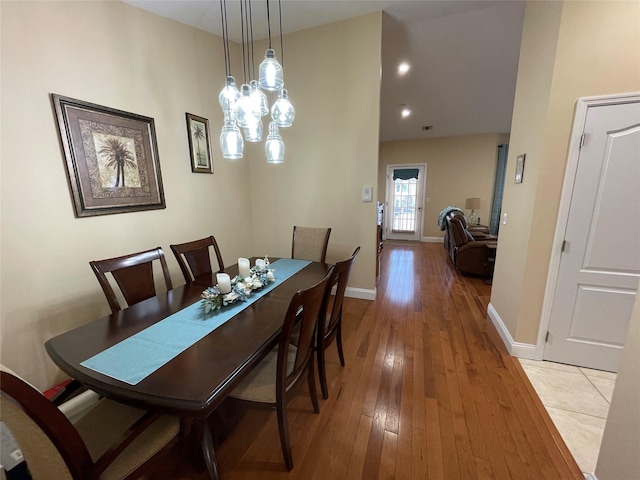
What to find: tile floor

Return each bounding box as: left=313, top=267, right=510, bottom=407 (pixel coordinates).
left=519, top=358, right=617, bottom=475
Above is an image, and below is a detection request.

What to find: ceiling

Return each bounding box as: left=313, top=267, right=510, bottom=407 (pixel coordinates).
left=122, top=1, right=526, bottom=142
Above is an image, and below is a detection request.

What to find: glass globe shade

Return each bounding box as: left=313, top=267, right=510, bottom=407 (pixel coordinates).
left=265, top=122, right=285, bottom=164
left=271, top=88, right=295, bottom=127
left=244, top=118, right=263, bottom=142
left=220, top=113, right=243, bottom=159
left=258, top=49, right=284, bottom=92
left=218, top=76, right=240, bottom=113
left=235, top=84, right=260, bottom=128
left=250, top=80, right=269, bottom=116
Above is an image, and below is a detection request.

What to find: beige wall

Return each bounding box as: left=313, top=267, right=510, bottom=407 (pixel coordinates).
left=378, top=134, right=505, bottom=239
left=490, top=0, right=640, bottom=343
left=489, top=1, right=562, bottom=339
left=0, top=2, right=381, bottom=390
left=248, top=13, right=381, bottom=288
left=596, top=292, right=640, bottom=479
left=490, top=3, right=640, bottom=475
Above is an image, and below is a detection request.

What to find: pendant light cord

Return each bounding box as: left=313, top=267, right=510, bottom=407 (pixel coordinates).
left=266, top=0, right=272, bottom=49
left=220, top=0, right=231, bottom=77
left=278, top=0, right=284, bottom=67
left=249, top=0, right=255, bottom=79
left=240, top=0, right=247, bottom=84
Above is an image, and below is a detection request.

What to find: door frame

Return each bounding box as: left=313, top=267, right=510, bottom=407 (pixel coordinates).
left=384, top=163, right=427, bottom=241
left=535, top=92, right=640, bottom=360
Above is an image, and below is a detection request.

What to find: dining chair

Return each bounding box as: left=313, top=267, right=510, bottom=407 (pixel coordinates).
left=169, top=235, right=225, bottom=283
left=317, top=246, right=360, bottom=399
left=291, top=226, right=331, bottom=263
left=89, top=247, right=173, bottom=313
left=0, top=365, right=181, bottom=480
left=229, top=265, right=335, bottom=470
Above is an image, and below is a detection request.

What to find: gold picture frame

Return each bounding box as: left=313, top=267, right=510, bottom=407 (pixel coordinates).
left=52, top=94, right=165, bottom=217
left=186, top=113, right=213, bottom=174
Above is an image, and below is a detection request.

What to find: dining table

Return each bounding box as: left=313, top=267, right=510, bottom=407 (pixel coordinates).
left=45, top=257, right=331, bottom=480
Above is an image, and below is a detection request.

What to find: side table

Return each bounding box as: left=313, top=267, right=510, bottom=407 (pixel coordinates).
left=483, top=241, right=497, bottom=284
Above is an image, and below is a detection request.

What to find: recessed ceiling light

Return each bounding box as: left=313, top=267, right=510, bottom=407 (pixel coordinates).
left=402, top=108, right=411, bottom=118
left=398, top=62, right=410, bottom=75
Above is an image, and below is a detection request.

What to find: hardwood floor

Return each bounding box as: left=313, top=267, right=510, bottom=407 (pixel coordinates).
left=152, top=241, right=583, bottom=479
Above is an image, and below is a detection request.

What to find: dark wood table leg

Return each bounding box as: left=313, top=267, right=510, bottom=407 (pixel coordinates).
left=200, top=417, right=220, bottom=480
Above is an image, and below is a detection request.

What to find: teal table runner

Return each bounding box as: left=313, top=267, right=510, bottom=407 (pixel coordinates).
left=81, top=259, right=311, bottom=385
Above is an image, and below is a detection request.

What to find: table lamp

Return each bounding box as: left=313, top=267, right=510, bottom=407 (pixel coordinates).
left=465, top=197, right=480, bottom=225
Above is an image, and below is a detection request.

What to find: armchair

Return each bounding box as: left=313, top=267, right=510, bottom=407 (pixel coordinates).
left=446, top=215, right=496, bottom=276
left=443, top=210, right=491, bottom=254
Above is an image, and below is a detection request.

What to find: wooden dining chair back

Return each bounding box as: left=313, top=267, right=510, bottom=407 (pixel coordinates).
left=0, top=366, right=180, bottom=480
left=89, top=247, right=173, bottom=313
left=291, top=226, right=331, bottom=263
left=316, top=246, right=360, bottom=399
left=229, top=265, right=335, bottom=470
left=169, top=235, right=224, bottom=283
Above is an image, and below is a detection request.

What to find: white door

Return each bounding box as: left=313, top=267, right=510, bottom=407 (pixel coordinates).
left=544, top=99, right=640, bottom=372
left=385, top=165, right=425, bottom=241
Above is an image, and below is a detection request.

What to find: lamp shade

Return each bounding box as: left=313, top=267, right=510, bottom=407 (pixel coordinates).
left=271, top=88, right=295, bottom=127
left=218, top=76, right=241, bottom=113
left=258, top=49, right=284, bottom=91
left=265, top=122, right=284, bottom=163
left=220, top=112, right=243, bottom=159
left=465, top=197, right=480, bottom=210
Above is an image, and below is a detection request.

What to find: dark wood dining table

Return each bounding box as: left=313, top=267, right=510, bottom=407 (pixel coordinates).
left=45, top=258, right=331, bottom=480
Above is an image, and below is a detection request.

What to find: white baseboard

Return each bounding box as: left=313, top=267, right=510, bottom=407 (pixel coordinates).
left=346, top=287, right=376, bottom=301
left=583, top=473, right=598, bottom=480
left=487, top=303, right=537, bottom=359
left=422, top=236, right=444, bottom=243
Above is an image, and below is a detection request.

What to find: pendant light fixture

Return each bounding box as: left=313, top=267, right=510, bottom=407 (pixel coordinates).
left=219, top=76, right=240, bottom=113
left=265, top=121, right=284, bottom=163
left=258, top=0, right=284, bottom=91
left=243, top=118, right=263, bottom=142
left=271, top=87, right=295, bottom=127
left=259, top=49, right=283, bottom=91
left=235, top=84, right=260, bottom=128
left=218, top=0, right=244, bottom=159
left=269, top=0, right=294, bottom=130
left=218, top=0, right=293, bottom=163
left=220, top=112, right=244, bottom=159
left=250, top=80, right=269, bottom=116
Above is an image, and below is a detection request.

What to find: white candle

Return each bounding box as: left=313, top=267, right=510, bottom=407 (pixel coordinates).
left=238, top=257, right=251, bottom=278
left=255, top=258, right=266, bottom=270
left=216, top=273, right=231, bottom=294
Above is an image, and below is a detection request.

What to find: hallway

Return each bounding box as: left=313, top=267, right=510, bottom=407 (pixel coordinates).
left=161, top=241, right=583, bottom=479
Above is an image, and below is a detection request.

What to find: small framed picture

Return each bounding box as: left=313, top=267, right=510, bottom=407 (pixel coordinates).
left=186, top=113, right=213, bottom=173
left=515, top=154, right=526, bottom=184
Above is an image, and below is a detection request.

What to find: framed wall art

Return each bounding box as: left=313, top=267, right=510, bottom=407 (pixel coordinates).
left=52, top=94, right=165, bottom=217
left=515, top=153, right=526, bottom=184
left=186, top=113, right=213, bottom=174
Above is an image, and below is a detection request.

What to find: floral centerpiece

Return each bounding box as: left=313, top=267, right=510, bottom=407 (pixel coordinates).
left=201, top=257, right=275, bottom=314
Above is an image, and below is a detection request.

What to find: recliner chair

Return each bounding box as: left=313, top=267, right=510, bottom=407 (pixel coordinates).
left=443, top=210, right=491, bottom=254
left=446, top=215, right=496, bottom=276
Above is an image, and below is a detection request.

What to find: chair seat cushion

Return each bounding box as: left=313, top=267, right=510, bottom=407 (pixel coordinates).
left=72, top=398, right=180, bottom=480
left=58, top=389, right=101, bottom=423
left=230, top=345, right=296, bottom=403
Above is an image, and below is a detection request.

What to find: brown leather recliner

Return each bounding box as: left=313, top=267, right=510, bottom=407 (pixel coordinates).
left=446, top=215, right=496, bottom=276
left=443, top=210, right=491, bottom=254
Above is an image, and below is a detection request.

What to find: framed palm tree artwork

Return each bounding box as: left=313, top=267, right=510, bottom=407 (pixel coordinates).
left=186, top=113, right=213, bottom=174
left=51, top=94, right=165, bottom=217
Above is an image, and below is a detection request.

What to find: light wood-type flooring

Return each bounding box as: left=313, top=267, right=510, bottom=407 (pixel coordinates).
left=151, top=241, right=583, bottom=480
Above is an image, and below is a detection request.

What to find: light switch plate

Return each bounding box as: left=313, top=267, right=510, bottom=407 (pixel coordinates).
left=362, top=186, right=373, bottom=202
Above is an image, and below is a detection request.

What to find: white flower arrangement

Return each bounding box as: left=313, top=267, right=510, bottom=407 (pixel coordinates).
left=201, top=257, right=275, bottom=314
